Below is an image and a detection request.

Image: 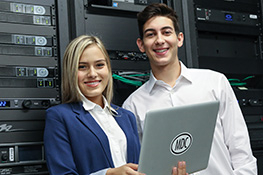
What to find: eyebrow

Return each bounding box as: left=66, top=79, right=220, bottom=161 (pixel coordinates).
left=79, top=59, right=106, bottom=64
left=144, top=26, right=174, bottom=34
left=95, top=59, right=106, bottom=63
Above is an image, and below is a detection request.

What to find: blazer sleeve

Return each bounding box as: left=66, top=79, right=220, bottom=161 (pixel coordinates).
left=44, top=106, right=79, bottom=175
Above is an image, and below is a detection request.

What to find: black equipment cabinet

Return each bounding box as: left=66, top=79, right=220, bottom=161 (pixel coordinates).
left=173, top=0, right=263, bottom=173
left=0, top=0, right=70, bottom=174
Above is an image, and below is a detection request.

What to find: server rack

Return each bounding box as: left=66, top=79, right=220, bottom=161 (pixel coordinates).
left=174, top=0, right=263, bottom=173
left=0, top=0, right=69, bottom=174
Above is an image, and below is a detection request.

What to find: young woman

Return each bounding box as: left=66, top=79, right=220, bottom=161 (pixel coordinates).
left=44, top=35, right=141, bottom=175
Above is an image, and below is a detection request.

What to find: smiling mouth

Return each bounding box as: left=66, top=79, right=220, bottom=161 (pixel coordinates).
left=85, top=80, right=101, bottom=87
left=154, top=48, right=168, bottom=53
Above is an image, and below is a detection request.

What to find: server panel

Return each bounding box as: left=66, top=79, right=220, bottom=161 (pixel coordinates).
left=176, top=0, right=263, bottom=173
left=0, top=0, right=67, bottom=174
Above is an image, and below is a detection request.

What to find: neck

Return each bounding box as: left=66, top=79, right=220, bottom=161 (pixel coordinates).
left=151, top=59, right=181, bottom=87
left=88, top=96, right=104, bottom=108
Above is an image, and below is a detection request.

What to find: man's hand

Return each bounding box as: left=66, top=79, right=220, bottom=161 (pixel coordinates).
left=172, top=161, right=188, bottom=175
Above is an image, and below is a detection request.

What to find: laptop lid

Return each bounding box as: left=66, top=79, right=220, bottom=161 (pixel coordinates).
left=138, top=101, right=220, bottom=175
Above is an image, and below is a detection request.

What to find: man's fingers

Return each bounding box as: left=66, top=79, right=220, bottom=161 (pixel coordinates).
left=177, top=161, right=187, bottom=174
left=172, top=161, right=187, bottom=175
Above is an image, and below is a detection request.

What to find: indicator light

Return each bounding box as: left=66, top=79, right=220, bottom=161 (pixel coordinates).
left=225, top=13, right=233, bottom=21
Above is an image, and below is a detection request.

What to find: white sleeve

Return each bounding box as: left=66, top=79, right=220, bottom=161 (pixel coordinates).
left=219, top=75, right=257, bottom=174
left=90, top=168, right=109, bottom=175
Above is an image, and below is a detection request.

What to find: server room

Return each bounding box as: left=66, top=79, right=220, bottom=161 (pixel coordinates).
left=0, top=0, right=262, bottom=174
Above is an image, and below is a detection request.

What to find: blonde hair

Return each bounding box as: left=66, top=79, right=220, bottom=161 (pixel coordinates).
left=62, top=35, right=113, bottom=105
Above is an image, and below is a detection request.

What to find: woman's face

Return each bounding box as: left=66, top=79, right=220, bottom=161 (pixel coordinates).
left=78, top=44, right=109, bottom=105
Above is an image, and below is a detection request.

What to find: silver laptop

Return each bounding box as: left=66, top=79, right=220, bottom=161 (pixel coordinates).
left=138, top=101, right=220, bottom=175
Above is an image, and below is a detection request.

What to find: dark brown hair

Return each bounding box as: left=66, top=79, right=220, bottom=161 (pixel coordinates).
left=137, top=3, right=180, bottom=39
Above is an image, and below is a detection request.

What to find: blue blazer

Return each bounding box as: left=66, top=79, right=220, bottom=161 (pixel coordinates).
left=44, top=102, right=140, bottom=175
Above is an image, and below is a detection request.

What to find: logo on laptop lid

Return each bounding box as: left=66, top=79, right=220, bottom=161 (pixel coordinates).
left=170, top=132, right=193, bottom=155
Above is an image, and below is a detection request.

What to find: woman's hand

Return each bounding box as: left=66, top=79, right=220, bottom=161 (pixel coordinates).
left=172, top=161, right=188, bottom=175
left=106, top=163, right=145, bottom=175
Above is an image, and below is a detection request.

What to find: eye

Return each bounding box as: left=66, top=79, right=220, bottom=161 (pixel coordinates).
left=96, top=62, right=106, bottom=68
left=78, top=65, right=86, bottom=70
left=163, top=30, right=173, bottom=35
left=145, top=32, right=155, bottom=38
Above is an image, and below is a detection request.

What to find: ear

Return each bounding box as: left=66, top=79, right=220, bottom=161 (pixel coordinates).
left=136, top=38, right=145, bottom=53
left=177, top=32, right=184, bottom=48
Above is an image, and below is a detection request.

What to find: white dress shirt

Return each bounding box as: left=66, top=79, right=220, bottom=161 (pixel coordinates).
left=80, top=94, right=127, bottom=168
left=123, top=62, right=257, bottom=174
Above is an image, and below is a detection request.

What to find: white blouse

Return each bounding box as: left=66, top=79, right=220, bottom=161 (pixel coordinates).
left=80, top=94, right=127, bottom=168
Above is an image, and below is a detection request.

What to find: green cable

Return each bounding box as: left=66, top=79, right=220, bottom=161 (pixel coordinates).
left=242, top=76, right=254, bottom=81
left=126, top=73, right=150, bottom=77
left=230, top=82, right=247, bottom=86
left=228, top=78, right=240, bottom=82
left=228, top=75, right=255, bottom=87
left=112, top=74, right=143, bottom=86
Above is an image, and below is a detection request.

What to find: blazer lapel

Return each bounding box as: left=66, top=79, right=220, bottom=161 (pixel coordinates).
left=113, top=108, right=136, bottom=163
left=70, top=103, right=114, bottom=167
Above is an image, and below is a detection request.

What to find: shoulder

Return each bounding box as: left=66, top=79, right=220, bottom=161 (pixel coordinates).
left=47, top=102, right=82, bottom=111
left=123, top=82, right=149, bottom=106
left=189, top=67, right=224, bottom=76
left=186, top=68, right=233, bottom=94
left=47, top=103, right=70, bottom=110
left=187, top=68, right=227, bottom=82
left=46, top=102, right=83, bottom=118
left=47, top=103, right=71, bottom=114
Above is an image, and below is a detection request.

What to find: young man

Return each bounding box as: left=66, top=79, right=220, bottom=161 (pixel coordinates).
left=123, top=3, right=257, bottom=174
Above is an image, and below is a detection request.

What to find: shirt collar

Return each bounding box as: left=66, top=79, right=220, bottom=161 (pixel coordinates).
left=79, top=93, right=118, bottom=116
left=146, top=61, right=193, bottom=93
left=180, top=61, right=193, bottom=82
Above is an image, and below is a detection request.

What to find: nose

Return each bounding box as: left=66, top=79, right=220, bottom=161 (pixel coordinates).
left=155, top=33, right=165, bottom=45
left=87, top=66, right=97, bottom=78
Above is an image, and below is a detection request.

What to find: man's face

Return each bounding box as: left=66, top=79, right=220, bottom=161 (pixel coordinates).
left=137, top=16, right=183, bottom=68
